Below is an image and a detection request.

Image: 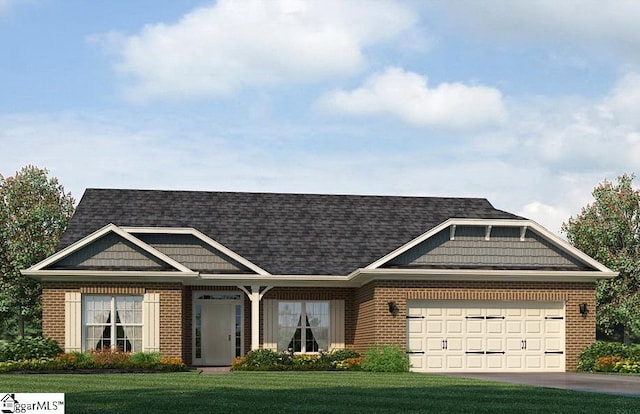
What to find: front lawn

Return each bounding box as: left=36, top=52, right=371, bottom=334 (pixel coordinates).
left=0, top=371, right=638, bottom=413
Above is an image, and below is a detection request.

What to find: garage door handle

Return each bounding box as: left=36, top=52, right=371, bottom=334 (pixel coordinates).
left=465, top=351, right=485, bottom=354
left=406, top=351, right=425, bottom=354
left=485, top=351, right=505, bottom=354
left=465, top=316, right=485, bottom=319
left=544, top=351, right=564, bottom=354
left=485, top=316, right=505, bottom=319
left=544, top=316, right=564, bottom=320
left=406, top=315, right=425, bottom=319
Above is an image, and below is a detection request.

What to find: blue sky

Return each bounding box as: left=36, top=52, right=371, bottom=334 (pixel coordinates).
left=2, top=0, right=640, bottom=234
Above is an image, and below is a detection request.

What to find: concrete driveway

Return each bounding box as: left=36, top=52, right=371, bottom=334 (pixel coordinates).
left=441, top=373, right=640, bottom=398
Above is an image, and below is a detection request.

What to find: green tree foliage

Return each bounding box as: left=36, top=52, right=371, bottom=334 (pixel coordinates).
left=562, top=174, right=640, bottom=342
left=0, top=166, right=75, bottom=338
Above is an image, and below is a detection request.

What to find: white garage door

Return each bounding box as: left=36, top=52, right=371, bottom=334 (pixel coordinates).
left=407, top=301, right=565, bottom=372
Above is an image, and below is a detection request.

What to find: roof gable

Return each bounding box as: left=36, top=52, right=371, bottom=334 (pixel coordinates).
left=368, top=219, right=611, bottom=273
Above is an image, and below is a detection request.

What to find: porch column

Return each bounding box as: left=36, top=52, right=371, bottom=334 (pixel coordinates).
left=238, top=285, right=273, bottom=350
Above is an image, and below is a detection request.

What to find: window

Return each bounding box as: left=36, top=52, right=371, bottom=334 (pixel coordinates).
left=83, top=295, right=143, bottom=352
left=277, top=301, right=329, bottom=353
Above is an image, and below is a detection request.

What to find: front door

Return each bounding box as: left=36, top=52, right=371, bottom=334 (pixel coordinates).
left=193, top=292, right=243, bottom=366
left=202, top=303, right=235, bottom=365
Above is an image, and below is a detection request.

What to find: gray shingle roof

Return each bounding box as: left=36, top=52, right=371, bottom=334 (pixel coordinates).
left=59, top=189, right=522, bottom=275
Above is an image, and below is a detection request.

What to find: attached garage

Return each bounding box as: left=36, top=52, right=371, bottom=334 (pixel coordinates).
left=407, top=300, right=565, bottom=372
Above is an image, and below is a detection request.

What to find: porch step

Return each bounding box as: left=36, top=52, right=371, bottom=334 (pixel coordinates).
left=197, top=366, right=232, bottom=375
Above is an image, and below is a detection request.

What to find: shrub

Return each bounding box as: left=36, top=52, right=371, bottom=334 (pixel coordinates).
left=130, top=351, right=163, bottom=367
left=232, top=349, right=293, bottom=371
left=616, top=358, right=640, bottom=374
left=90, top=348, right=131, bottom=368
left=232, top=349, right=363, bottom=371
left=577, top=341, right=640, bottom=371
left=360, top=345, right=410, bottom=372
left=0, top=336, right=62, bottom=362
left=594, top=355, right=624, bottom=372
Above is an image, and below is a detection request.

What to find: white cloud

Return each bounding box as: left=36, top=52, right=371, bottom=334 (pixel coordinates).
left=317, top=67, right=506, bottom=129
left=436, top=1, right=640, bottom=62
left=102, top=0, right=417, bottom=102
left=601, top=72, right=640, bottom=127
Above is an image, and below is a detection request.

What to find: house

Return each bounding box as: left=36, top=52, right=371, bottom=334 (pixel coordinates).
left=23, top=189, right=616, bottom=372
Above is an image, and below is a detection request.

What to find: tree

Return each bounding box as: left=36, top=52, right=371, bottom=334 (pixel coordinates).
left=0, top=166, right=75, bottom=338
left=562, top=174, right=640, bottom=343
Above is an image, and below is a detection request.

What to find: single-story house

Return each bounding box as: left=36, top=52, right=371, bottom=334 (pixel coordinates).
left=23, top=189, right=616, bottom=372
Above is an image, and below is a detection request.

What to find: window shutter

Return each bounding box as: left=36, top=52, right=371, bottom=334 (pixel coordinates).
left=262, top=299, right=277, bottom=350
left=64, top=292, right=82, bottom=352
left=330, top=299, right=345, bottom=350
left=143, top=293, right=160, bottom=352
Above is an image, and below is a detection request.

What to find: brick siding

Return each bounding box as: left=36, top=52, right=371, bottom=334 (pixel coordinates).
left=353, top=280, right=596, bottom=371
left=42, top=281, right=183, bottom=360
left=42, top=279, right=596, bottom=370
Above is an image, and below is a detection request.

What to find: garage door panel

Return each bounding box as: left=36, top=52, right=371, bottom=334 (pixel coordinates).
left=545, top=337, right=563, bottom=351
left=545, top=354, right=563, bottom=369
left=526, top=355, right=542, bottom=369
left=506, top=355, right=523, bottom=369
left=506, top=320, right=523, bottom=334
left=427, top=356, right=443, bottom=369
left=426, top=338, right=442, bottom=351
left=466, top=337, right=483, bottom=351
left=408, top=319, right=423, bottom=333
left=526, top=338, right=542, bottom=351
left=466, top=320, right=483, bottom=334
left=486, top=355, right=504, bottom=369
left=447, top=337, right=463, bottom=352
left=506, top=337, right=523, bottom=351
left=486, top=320, right=504, bottom=334
left=409, top=355, right=423, bottom=369
left=409, top=337, right=424, bottom=351
left=486, top=337, right=504, bottom=351
left=426, top=320, right=443, bottom=333
left=525, top=320, right=542, bottom=334
left=446, top=355, right=464, bottom=369
left=545, top=320, right=563, bottom=334
left=447, top=320, right=463, bottom=334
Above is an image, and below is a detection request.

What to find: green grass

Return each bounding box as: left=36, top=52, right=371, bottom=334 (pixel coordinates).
left=0, top=371, right=638, bottom=413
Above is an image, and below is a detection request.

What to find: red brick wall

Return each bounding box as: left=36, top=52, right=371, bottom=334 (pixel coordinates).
left=353, top=280, right=596, bottom=370
left=261, top=287, right=355, bottom=348
left=42, top=279, right=597, bottom=370
left=42, top=281, right=183, bottom=359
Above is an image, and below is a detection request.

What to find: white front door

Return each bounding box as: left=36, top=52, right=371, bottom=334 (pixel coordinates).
left=407, top=300, right=565, bottom=373
left=202, top=303, right=235, bottom=366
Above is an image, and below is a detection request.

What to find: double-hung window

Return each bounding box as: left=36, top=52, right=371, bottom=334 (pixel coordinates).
left=83, top=295, right=143, bottom=352
left=277, top=301, right=329, bottom=353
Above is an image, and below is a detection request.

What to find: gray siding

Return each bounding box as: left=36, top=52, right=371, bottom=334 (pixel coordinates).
left=384, top=226, right=592, bottom=270
left=134, top=233, right=252, bottom=273
left=50, top=233, right=170, bottom=270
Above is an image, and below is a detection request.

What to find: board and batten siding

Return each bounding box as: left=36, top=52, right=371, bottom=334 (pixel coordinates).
left=135, top=233, right=251, bottom=273
left=51, top=233, right=169, bottom=270
left=262, top=299, right=345, bottom=351
left=386, top=226, right=588, bottom=270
